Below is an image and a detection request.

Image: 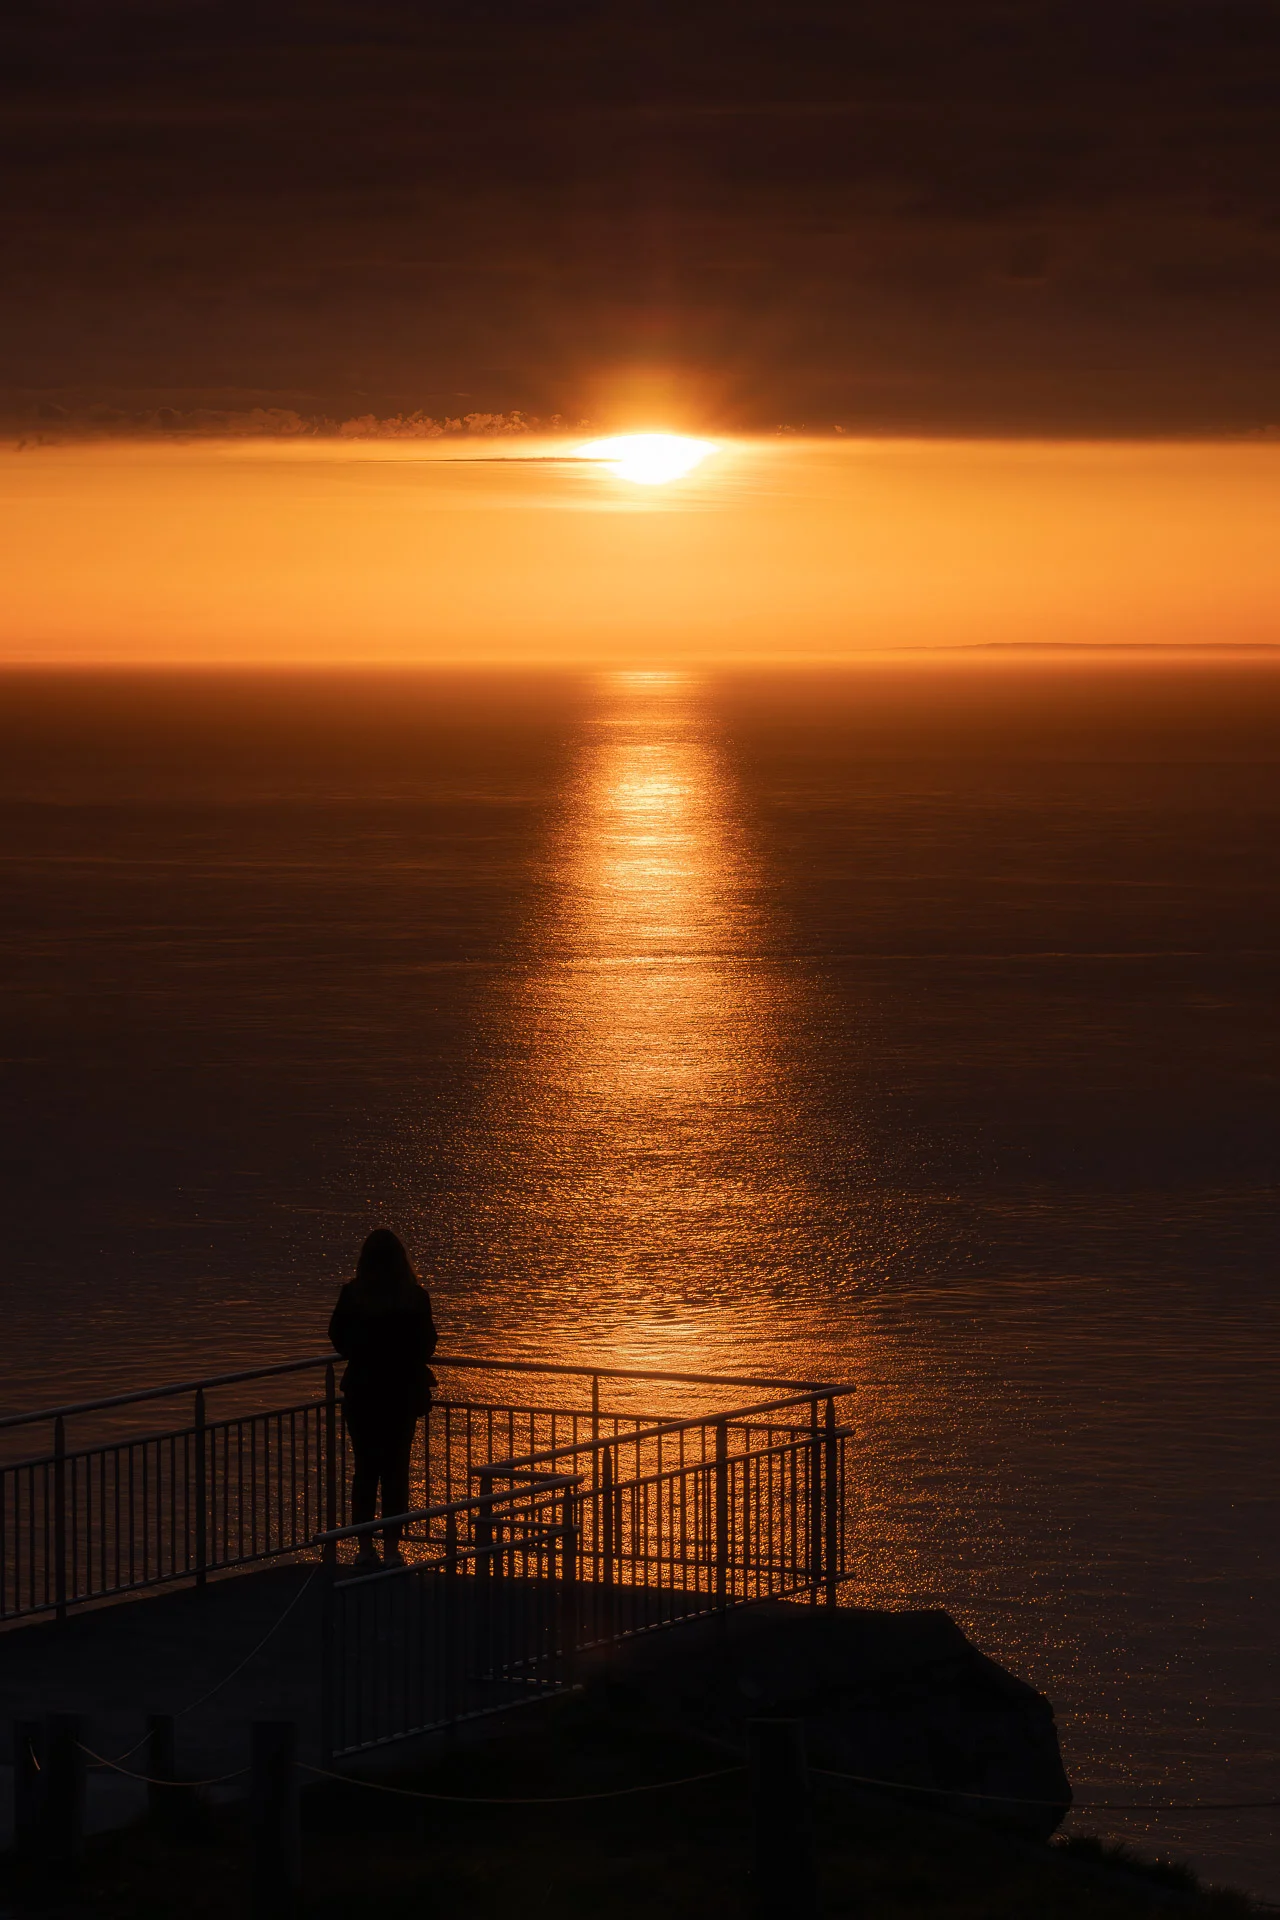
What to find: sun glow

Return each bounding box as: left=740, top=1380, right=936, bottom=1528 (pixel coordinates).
left=576, top=433, right=717, bottom=485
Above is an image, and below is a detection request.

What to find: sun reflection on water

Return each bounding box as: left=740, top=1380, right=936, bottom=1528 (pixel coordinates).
left=480, top=670, right=824, bottom=1386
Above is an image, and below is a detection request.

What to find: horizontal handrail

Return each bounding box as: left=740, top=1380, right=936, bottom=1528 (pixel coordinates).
left=542, top=1428, right=853, bottom=1508
left=474, top=1386, right=857, bottom=1480
left=314, top=1474, right=584, bottom=1545
left=0, top=1355, right=335, bottom=1431
left=0, top=1350, right=850, bottom=1435
left=429, top=1355, right=843, bottom=1392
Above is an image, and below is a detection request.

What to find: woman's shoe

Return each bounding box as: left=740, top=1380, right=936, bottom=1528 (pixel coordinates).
left=383, top=1547, right=407, bottom=1569
left=353, top=1545, right=382, bottom=1573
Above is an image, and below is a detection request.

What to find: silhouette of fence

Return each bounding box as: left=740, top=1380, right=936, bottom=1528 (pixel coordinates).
left=319, top=1381, right=850, bottom=1755
left=0, top=1358, right=852, bottom=1685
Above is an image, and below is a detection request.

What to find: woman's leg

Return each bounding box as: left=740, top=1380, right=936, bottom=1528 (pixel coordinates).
left=343, top=1401, right=381, bottom=1541
left=380, top=1411, right=419, bottom=1552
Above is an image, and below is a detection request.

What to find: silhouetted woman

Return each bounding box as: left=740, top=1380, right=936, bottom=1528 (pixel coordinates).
left=329, top=1229, right=437, bottom=1571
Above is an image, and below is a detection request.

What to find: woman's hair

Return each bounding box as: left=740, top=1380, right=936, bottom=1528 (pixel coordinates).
left=353, top=1228, right=420, bottom=1298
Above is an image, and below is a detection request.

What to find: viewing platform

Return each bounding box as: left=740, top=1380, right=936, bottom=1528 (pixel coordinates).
left=0, top=1355, right=853, bottom=1832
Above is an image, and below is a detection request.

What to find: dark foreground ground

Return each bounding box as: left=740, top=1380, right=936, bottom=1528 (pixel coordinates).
left=0, top=1695, right=1256, bottom=1920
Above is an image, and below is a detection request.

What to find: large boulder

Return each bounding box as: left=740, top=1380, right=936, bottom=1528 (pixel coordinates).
left=585, top=1601, right=1072, bottom=1840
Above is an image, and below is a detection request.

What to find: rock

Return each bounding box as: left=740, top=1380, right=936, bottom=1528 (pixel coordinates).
left=584, top=1601, right=1072, bottom=1840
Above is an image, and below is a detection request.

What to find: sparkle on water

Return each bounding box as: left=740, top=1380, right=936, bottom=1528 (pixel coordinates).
left=575, top=433, right=717, bottom=485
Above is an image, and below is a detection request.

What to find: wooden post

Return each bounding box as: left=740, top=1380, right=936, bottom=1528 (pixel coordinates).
left=53, top=1415, right=68, bottom=1622
left=823, top=1397, right=839, bottom=1608
left=13, top=1719, right=43, bottom=1860
left=147, top=1712, right=180, bottom=1833
left=747, top=1718, right=820, bottom=1919
left=194, top=1386, right=208, bottom=1587
left=714, top=1418, right=729, bottom=1608
left=251, top=1721, right=300, bottom=1920
left=42, top=1712, right=86, bottom=1867
left=322, top=1364, right=338, bottom=1566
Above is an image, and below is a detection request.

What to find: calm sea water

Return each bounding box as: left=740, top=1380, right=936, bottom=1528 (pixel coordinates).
left=1, top=664, right=1277, bottom=1893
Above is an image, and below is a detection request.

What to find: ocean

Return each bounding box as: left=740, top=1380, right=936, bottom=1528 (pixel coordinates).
left=1, top=662, right=1276, bottom=1893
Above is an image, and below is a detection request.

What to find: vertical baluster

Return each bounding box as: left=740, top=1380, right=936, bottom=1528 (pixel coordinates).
left=70, top=1450, right=80, bottom=1605
left=320, top=1566, right=336, bottom=1767
left=139, top=1440, right=148, bottom=1586
left=289, top=1409, right=298, bottom=1550
left=558, top=1486, right=578, bottom=1684
left=591, top=1373, right=600, bottom=1492
left=741, top=1442, right=752, bottom=1598
left=323, top=1364, right=337, bottom=1565
left=824, top=1396, right=839, bottom=1607
left=421, top=1391, right=431, bottom=1525
left=474, top=1469, right=494, bottom=1580
left=109, top=1449, right=119, bottom=1596
left=714, top=1418, right=728, bottom=1610
left=31, top=1463, right=40, bottom=1614
left=53, top=1416, right=67, bottom=1622
left=215, top=1424, right=226, bottom=1569
left=600, top=1444, right=615, bottom=1591
left=808, top=1398, right=823, bottom=1602
left=250, top=1417, right=259, bottom=1559
left=440, top=1523, right=457, bottom=1726
left=235, top=1421, right=244, bottom=1563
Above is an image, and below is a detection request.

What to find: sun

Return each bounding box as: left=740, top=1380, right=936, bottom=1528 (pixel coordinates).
left=576, top=433, right=717, bottom=485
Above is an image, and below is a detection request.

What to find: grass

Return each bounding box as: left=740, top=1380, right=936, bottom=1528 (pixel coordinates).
left=0, top=1698, right=1259, bottom=1918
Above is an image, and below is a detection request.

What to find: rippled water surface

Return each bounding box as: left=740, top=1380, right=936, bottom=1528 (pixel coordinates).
left=1, top=665, right=1276, bottom=1892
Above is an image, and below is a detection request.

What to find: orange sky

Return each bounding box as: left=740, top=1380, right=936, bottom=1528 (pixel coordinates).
left=2, top=436, right=1278, bottom=665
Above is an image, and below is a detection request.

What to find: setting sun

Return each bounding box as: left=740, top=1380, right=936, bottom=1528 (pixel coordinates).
left=576, top=433, right=717, bottom=485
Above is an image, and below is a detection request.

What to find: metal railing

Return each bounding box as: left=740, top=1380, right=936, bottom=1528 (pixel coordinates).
left=317, top=1384, right=851, bottom=1759
left=0, top=1356, right=851, bottom=1637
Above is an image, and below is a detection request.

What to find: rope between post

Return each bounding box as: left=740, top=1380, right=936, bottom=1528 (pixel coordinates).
left=103, top=1565, right=322, bottom=1764
left=298, top=1762, right=743, bottom=1804
left=76, top=1742, right=249, bottom=1788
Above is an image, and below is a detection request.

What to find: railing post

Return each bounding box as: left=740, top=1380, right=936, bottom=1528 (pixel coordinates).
left=194, top=1386, right=208, bottom=1588
left=714, top=1417, right=729, bottom=1608
left=824, top=1397, right=839, bottom=1608
left=809, top=1397, right=823, bottom=1603
left=53, top=1415, right=67, bottom=1622
left=322, top=1363, right=337, bottom=1566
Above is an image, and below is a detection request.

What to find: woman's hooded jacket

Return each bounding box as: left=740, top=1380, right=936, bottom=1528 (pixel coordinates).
left=328, top=1276, right=438, bottom=1415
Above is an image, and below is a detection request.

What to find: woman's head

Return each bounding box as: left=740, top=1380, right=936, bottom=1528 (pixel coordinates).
left=354, top=1228, right=419, bottom=1297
